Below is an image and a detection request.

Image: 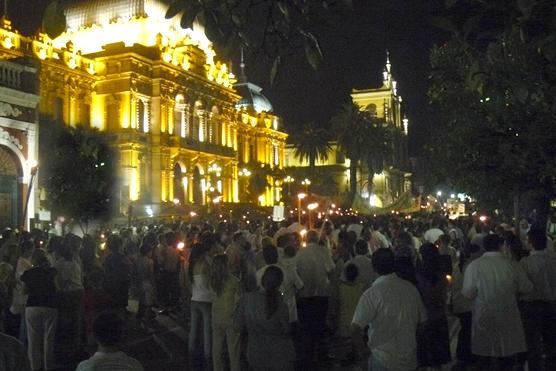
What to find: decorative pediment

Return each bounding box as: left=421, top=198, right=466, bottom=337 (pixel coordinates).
left=0, top=127, right=23, bottom=149
left=0, top=102, right=22, bottom=118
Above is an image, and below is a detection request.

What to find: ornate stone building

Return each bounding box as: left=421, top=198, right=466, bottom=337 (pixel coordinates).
left=285, top=53, right=411, bottom=208
left=0, top=0, right=287, bottom=219
left=0, top=19, right=40, bottom=229
left=351, top=52, right=412, bottom=205
left=234, top=54, right=287, bottom=206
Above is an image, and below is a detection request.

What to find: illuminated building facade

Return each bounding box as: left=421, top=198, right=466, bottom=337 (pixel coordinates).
left=234, top=54, right=287, bottom=206
left=351, top=52, right=412, bottom=205
left=285, top=53, right=411, bottom=207
left=0, top=0, right=287, bottom=217
left=0, top=18, right=40, bottom=228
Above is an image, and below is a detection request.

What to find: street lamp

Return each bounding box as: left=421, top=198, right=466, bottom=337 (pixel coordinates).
left=20, top=159, right=38, bottom=231
left=283, top=175, right=294, bottom=195
left=436, top=190, right=442, bottom=197
left=297, top=193, right=306, bottom=224
left=307, top=202, right=318, bottom=228
left=302, top=178, right=311, bottom=193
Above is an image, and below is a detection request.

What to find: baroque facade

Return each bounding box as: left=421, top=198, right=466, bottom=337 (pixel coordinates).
left=351, top=52, right=412, bottom=205
left=0, top=0, right=287, bottom=220
left=0, top=18, right=40, bottom=229
left=285, top=53, right=411, bottom=208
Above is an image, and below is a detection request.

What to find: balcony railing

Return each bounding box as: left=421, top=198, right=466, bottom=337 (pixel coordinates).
left=168, top=136, right=236, bottom=157
left=0, top=59, right=36, bottom=93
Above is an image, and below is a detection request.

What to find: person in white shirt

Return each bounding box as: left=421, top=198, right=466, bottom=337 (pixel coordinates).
left=348, top=240, right=376, bottom=289
left=371, top=221, right=391, bottom=250
left=76, top=312, right=143, bottom=371
left=351, top=248, right=427, bottom=371
left=519, top=228, right=556, bottom=370
left=256, top=245, right=303, bottom=323
left=462, top=234, right=533, bottom=370
left=296, top=230, right=335, bottom=367
left=423, top=218, right=444, bottom=244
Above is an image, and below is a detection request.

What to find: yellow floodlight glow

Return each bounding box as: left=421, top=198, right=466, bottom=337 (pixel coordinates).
left=297, top=193, right=307, bottom=200
left=307, top=202, right=319, bottom=211
left=3, top=36, right=12, bottom=49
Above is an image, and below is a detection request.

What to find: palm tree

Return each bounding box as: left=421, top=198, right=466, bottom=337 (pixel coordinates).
left=330, top=102, right=368, bottom=200
left=360, top=117, right=393, bottom=195
left=289, top=121, right=332, bottom=175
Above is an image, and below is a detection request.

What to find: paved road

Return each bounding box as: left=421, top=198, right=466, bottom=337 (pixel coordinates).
left=56, top=301, right=467, bottom=371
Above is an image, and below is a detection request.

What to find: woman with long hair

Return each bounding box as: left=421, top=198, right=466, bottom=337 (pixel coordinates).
left=416, top=243, right=451, bottom=370
left=450, top=244, right=483, bottom=368
left=210, top=254, right=241, bottom=371
left=54, top=238, right=84, bottom=360
left=21, top=249, right=58, bottom=371
left=233, top=265, right=294, bottom=371
left=188, top=242, right=214, bottom=368
left=135, top=237, right=156, bottom=324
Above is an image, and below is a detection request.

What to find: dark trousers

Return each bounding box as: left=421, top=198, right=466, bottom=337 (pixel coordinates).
left=56, top=290, right=84, bottom=359
left=473, top=355, right=521, bottom=371
left=521, top=300, right=556, bottom=371
left=456, top=312, right=473, bottom=364
left=297, top=296, right=329, bottom=365
left=159, top=270, right=180, bottom=308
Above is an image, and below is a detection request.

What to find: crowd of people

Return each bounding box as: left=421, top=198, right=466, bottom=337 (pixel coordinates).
left=0, top=211, right=555, bottom=371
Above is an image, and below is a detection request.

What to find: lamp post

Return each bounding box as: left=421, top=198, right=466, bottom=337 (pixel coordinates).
left=20, top=160, right=38, bottom=232
left=301, top=178, right=311, bottom=194
left=307, top=202, right=318, bottom=229
left=283, top=175, right=294, bottom=196
left=238, top=168, right=251, bottom=202
left=297, top=193, right=306, bottom=224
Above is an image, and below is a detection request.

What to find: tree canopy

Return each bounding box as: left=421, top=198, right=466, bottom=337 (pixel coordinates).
left=43, top=124, right=117, bottom=233
left=289, top=121, right=332, bottom=173
left=428, top=0, right=556, bottom=220
left=330, top=102, right=395, bottom=205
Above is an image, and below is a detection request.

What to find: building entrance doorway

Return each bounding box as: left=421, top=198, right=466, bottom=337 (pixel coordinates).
left=192, top=166, right=203, bottom=205
left=0, top=146, right=20, bottom=228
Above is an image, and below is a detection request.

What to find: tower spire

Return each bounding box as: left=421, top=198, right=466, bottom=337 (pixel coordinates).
left=239, top=47, right=247, bottom=83
left=383, top=50, right=392, bottom=87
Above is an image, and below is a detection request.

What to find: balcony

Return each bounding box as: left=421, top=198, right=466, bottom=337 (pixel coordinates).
left=0, top=59, right=37, bottom=94
left=168, top=136, right=236, bottom=158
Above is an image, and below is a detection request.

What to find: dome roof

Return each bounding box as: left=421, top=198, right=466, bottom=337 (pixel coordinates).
left=64, top=0, right=170, bottom=31
left=235, top=81, right=273, bottom=113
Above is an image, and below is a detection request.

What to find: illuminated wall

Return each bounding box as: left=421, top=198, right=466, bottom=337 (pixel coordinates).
left=0, top=0, right=289, bottom=214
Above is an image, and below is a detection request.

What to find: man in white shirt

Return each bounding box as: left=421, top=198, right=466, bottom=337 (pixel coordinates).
left=296, top=230, right=335, bottom=367
left=424, top=218, right=444, bottom=244
left=371, top=221, right=391, bottom=250
left=462, top=234, right=532, bottom=370
left=76, top=312, right=143, bottom=371
left=349, top=240, right=376, bottom=288
left=351, top=248, right=426, bottom=371
left=519, top=229, right=556, bottom=370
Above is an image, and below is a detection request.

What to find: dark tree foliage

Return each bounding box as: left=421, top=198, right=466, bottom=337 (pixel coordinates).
left=164, top=0, right=352, bottom=81
left=289, top=121, right=332, bottom=175
left=331, top=102, right=394, bottom=202
left=43, top=124, right=117, bottom=233
left=428, top=0, right=556, bottom=223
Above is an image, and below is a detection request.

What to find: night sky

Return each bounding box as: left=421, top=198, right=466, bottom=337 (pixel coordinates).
left=12, top=0, right=446, bottom=155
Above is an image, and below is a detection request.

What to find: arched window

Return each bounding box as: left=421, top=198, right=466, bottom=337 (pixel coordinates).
left=366, top=103, right=377, bottom=117
left=175, top=95, right=188, bottom=138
